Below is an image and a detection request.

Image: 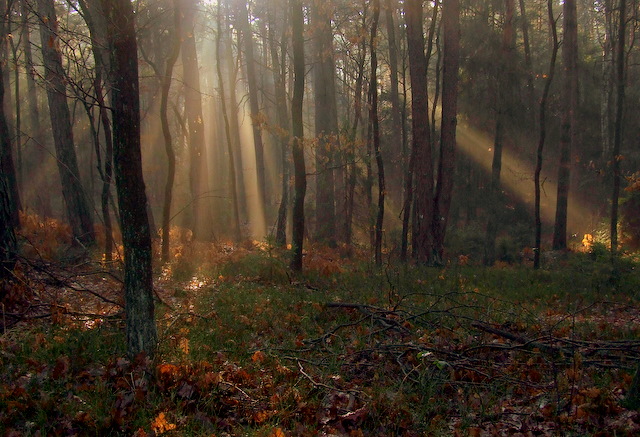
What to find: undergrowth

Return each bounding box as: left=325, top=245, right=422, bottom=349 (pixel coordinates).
left=1, top=230, right=639, bottom=435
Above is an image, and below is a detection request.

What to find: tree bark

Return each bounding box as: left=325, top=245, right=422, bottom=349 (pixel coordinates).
left=552, top=0, right=578, bottom=250
left=237, top=0, right=267, bottom=231
left=311, top=0, right=338, bottom=245
left=534, top=0, right=559, bottom=270
left=405, top=0, right=434, bottom=264
left=485, top=0, right=514, bottom=266
left=38, top=0, right=95, bottom=247
left=290, top=0, right=306, bottom=271
left=102, top=0, right=157, bottom=358
left=610, top=0, right=626, bottom=257
left=0, top=6, right=17, bottom=279
left=432, top=0, right=460, bottom=264
left=216, top=1, right=241, bottom=243
left=180, top=0, right=208, bottom=239
left=368, top=0, right=384, bottom=265
left=160, top=0, right=182, bottom=262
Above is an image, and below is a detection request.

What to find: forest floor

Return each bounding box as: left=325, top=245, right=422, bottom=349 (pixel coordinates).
left=1, top=230, right=640, bottom=436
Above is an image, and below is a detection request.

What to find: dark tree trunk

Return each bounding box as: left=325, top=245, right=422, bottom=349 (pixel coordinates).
left=311, top=0, right=338, bottom=245
left=432, top=0, right=460, bottom=264
left=405, top=0, right=434, bottom=264
left=216, top=2, right=241, bottom=243
left=290, top=0, right=306, bottom=272
left=0, top=9, right=17, bottom=279
left=267, top=3, right=290, bottom=248
left=610, top=0, right=626, bottom=258
left=384, top=0, right=402, bottom=174
left=534, top=0, right=559, bottom=270
left=518, top=0, right=534, bottom=112
left=103, top=0, right=157, bottom=358
left=484, top=0, right=514, bottom=266
left=552, top=0, right=578, bottom=250
left=345, top=5, right=367, bottom=250
left=38, top=0, right=95, bottom=247
left=368, top=0, right=384, bottom=266
left=161, top=0, right=181, bottom=262
left=180, top=0, right=208, bottom=239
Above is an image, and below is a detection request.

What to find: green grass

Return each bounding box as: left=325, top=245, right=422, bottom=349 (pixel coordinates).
left=1, top=250, right=639, bottom=435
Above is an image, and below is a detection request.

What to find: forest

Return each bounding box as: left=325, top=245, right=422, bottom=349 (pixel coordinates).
left=1, top=0, right=640, bottom=435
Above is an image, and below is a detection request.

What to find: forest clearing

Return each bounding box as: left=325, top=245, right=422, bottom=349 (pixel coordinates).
left=1, top=219, right=640, bottom=435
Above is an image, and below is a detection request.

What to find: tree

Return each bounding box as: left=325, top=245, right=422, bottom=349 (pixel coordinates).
left=610, top=0, right=626, bottom=258
left=432, top=0, right=460, bottom=263
left=0, top=2, right=17, bottom=279
left=368, top=0, right=383, bottom=265
left=552, top=0, right=578, bottom=250
left=180, top=0, right=209, bottom=239
left=290, top=0, right=306, bottom=272
left=534, top=0, right=559, bottom=270
left=311, top=0, right=338, bottom=245
left=38, top=0, right=95, bottom=248
left=485, top=0, right=515, bottom=266
left=102, top=0, right=157, bottom=358
left=405, top=0, right=434, bottom=264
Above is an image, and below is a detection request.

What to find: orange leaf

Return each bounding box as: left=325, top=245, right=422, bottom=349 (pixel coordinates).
left=252, top=350, right=266, bottom=363
left=151, top=412, right=176, bottom=434
left=269, top=428, right=286, bottom=437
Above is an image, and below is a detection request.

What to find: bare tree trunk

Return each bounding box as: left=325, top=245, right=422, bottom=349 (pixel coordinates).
left=160, top=0, right=181, bottom=262
left=216, top=2, right=241, bottom=243
left=290, top=0, right=306, bottom=272
left=237, top=0, right=267, bottom=230
left=267, top=3, right=290, bottom=247
left=368, top=0, right=384, bottom=265
left=534, top=0, right=559, bottom=270
left=552, top=0, right=578, bottom=250
left=311, top=0, right=338, bottom=245
left=345, top=5, right=367, bottom=250
left=610, top=0, right=626, bottom=257
left=38, top=0, right=95, bottom=247
left=518, top=0, right=535, bottom=112
left=485, top=0, right=514, bottom=266
left=0, top=5, right=17, bottom=279
left=102, top=0, right=157, bottom=358
left=384, top=0, right=402, bottom=171
left=432, top=0, right=460, bottom=264
left=180, top=0, right=208, bottom=239
left=405, top=0, right=434, bottom=264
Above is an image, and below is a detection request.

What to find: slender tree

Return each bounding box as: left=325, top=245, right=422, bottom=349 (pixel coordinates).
left=552, top=0, right=578, bottom=250
left=311, top=0, right=338, bottom=245
left=290, top=0, right=306, bottom=271
left=534, top=0, right=559, bottom=270
left=38, top=0, right=95, bottom=247
left=180, top=0, right=209, bottom=239
left=610, top=0, right=626, bottom=258
left=405, top=0, right=434, bottom=264
left=102, top=0, right=158, bottom=358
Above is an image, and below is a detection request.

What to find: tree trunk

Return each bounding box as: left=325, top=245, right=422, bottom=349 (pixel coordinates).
left=38, top=0, right=95, bottom=247
left=180, top=0, right=208, bottom=239
left=610, top=0, right=626, bottom=257
left=311, top=0, right=338, bottom=245
left=368, top=0, right=384, bottom=265
left=484, top=0, right=514, bottom=266
left=552, top=0, right=578, bottom=251
left=237, top=0, right=267, bottom=232
left=432, top=0, right=460, bottom=264
left=518, top=0, right=535, bottom=112
left=534, top=0, right=559, bottom=270
left=405, top=0, right=434, bottom=264
left=161, top=0, right=181, bottom=262
left=102, top=0, right=157, bottom=358
left=384, top=0, right=402, bottom=178
left=216, top=2, right=241, bottom=243
left=290, top=0, right=306, bottom=272
left=267, top=4, right=290, bottom=247
left=0, top=8, right=17, bottom=279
